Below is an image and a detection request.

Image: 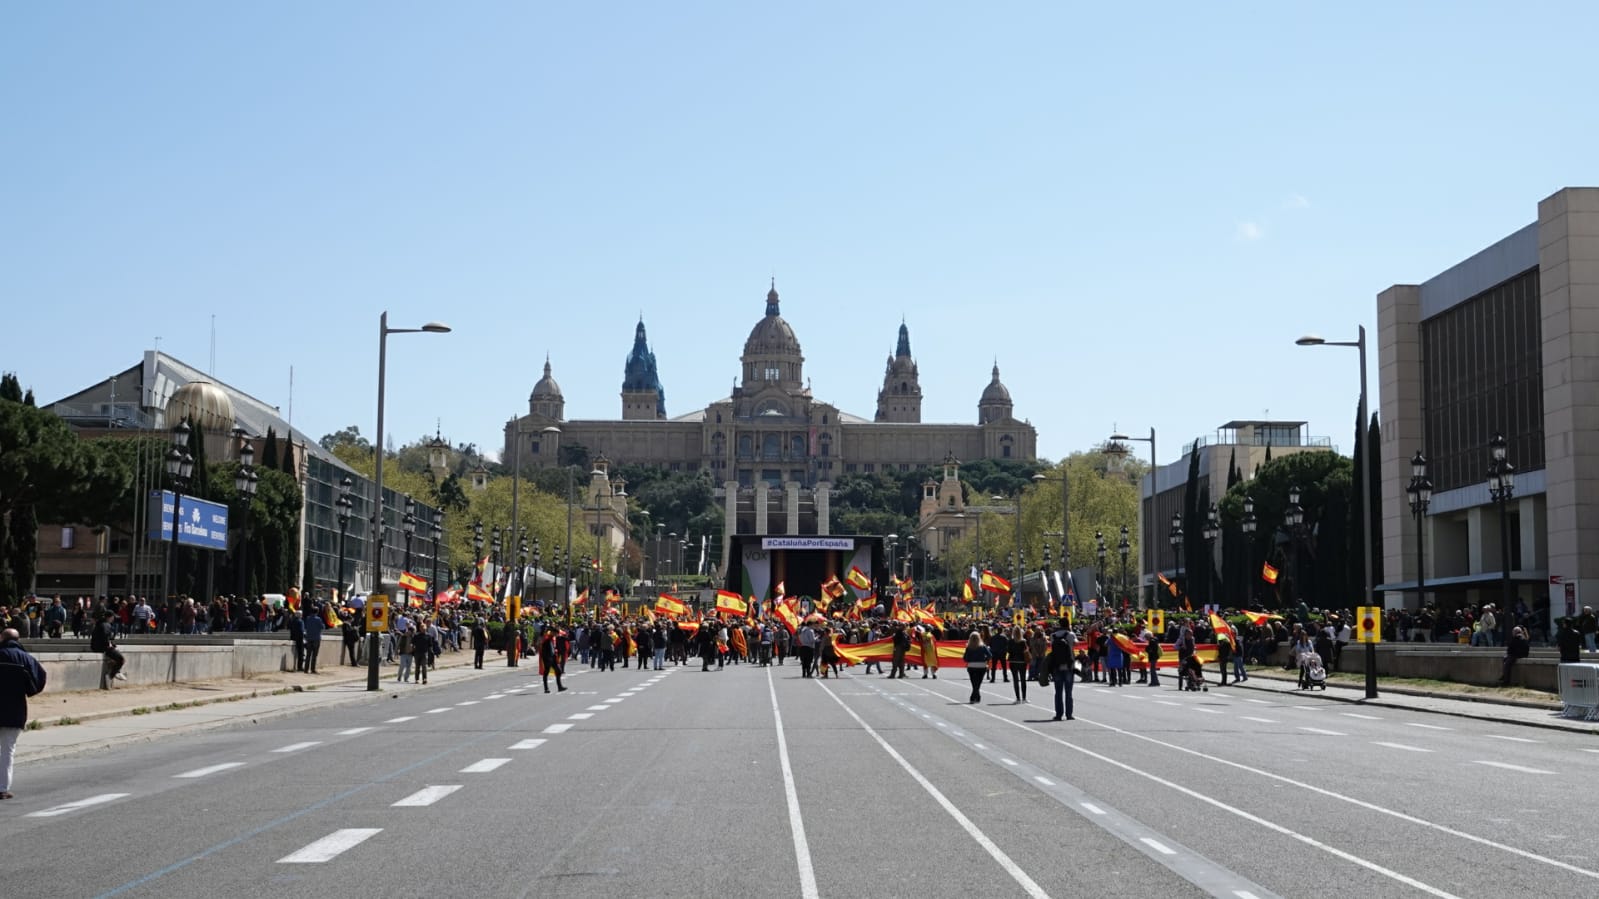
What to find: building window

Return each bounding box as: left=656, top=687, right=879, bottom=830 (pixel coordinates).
left=846, top=463, right=857, bottom=473
left=790, top=434, right=806, bottom=458
left=863, top=463, right=875, bottom=473
left=738, top=435, right=753, bottom=459
left=762, top=469, right=781, bottom=487
left=671, top=462, right=682, bottom=472
left=765, top=367, right=780, bottom=381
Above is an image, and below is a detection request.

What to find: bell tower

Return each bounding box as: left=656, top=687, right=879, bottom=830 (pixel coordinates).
left=874, top=321, right=923, bottom=423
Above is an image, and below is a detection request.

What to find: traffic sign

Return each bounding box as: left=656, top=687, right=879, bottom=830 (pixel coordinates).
left=366, top=595, right=391, bottom=633
left=1356, top=605, right=1381, bottom=644
left=1148, top=609, right=1165, bottom=635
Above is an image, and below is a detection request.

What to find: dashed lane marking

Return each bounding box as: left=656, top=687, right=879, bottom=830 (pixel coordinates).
left=461, top=758, right=511, bottom=773
left=175, top=763, right=245, bottom=779
left=27, top=793, right=129, bottom=818
left=1141, top=837, right=1178, bottom=856
left=1298, top=727, right=1347, bottom=736
left=586, top=705, right=610, bottom=711
left=425, top=708, right=451, bottom=715
left=1484, top=735, right=1540, bottom=744
left=1473, top=760, right=1555, bottom=775
left=456, top=701, right=480, bottom=706
left=1341, top=713, right=1383, bottom=720
left=1240, top=716, right=1277, bottom=724
left=385, top=716, right=417, bottom=723
left=272, top=742, right=322, bottom=753
left=278, top=829, right=382, bottom=863
left=1373, top=741, right=1433, bottom=753
left=568, top=713, right=594, bottom=720
left=392, top=785, right=461, bottom=807
left=338, top=727, right=375, bottom=735
left=543, top=724, right=573, bottom=734
left=510, top=739, right=545, bottom=750
left=1404, top=722, right=1451, bottom=731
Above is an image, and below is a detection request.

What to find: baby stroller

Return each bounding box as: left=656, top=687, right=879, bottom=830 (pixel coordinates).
left=1178, top=655, right=1208, bottom=692
left=1299, top=651, right=1327, bottom=690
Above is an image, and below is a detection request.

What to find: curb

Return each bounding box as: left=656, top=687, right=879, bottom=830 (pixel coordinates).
left=1230, top=677, right=1597, bottom=736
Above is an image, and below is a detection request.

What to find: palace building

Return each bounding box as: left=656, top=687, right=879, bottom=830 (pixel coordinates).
left=505, top=283, right=1037, bottom=568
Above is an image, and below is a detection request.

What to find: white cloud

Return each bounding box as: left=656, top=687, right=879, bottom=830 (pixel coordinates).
left=1236, top=221, right=1264, bottom=241
left=1284, top=193, right=1311, bottom=209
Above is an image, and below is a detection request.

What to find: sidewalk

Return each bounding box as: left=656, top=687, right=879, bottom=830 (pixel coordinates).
left=1230, top=668, right=1599, bottom=736
left=15, top=649, right=528, bottom=763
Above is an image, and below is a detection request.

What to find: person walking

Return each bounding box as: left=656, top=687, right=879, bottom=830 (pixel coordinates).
left=539, top=627, right=567, bottom=693
left=963, top=632, right=991, bottom=704
left=0, top=628, right=48, bottom=800
left=471, top=618, right=490, bottom=670
left=796, top=623, right=818, bottom=678
left=1006, top=626, right=1030, bottom=702
left=340, top=613, right=360, bottom=666
left=395, top=629, right=414, bottom=683
left=410, top=621, right=434, bottom=684
left=1048, top=619, right=1077, bottom=720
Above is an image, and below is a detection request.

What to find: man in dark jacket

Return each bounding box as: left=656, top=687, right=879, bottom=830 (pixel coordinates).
left=1, top=627, right=49, bottom=799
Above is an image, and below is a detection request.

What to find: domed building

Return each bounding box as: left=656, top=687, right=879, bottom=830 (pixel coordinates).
left=505, top=282, right=1036, bottom=565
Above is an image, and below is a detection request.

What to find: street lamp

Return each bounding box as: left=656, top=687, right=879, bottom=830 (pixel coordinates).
left=1167, top=511, right=1183, bottom=605
left=531, top=537, right=542, bottom=609
left=1406, top=452, right=1432, bottom=613
left=335, top=477, right=353, bottom=601
left=471, top=520, right=485, bottom=609
left=1095, top=531, right=1107, bottom=601
left=1117, top=525, right=1131, bottom=604
left=163, top=419, right=194, bottom=604
left=1297, top=327, right=1375, bottom=698
left=491, top=527, right=504, bottom=600
left=232, top=430, right=258, bottom=598
left=1203, top=503, right=1220, bottom=605
left=430, top=519, right=443, bottom=612
left=1285, top=486, right=1306, bottom=611
left=1106, top=427, right=1157, bottom=607
left=1241, top=495, right=1257, bottom=607
left=401, top=497, right=416, bottom=607
left=370, top=311, right=451, bottom=690
left=1031, top=470, right=1069, bottom=579
left=1487, top=434, right=1516, bottom=648
left=886, top=533, right=899, bottom=595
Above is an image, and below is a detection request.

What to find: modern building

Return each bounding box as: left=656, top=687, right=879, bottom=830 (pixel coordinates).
left=1376, top=186, right=1599, bottom=626
left=506, top=282, right=1039, bottom=574
left=1135, top=420, right=1334, bottom=599
left=40, top=350, right=446, bottom=599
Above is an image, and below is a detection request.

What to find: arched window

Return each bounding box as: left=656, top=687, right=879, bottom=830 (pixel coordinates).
left=762, top=433, right=781, bottom=461
left=738, top=434, right=753, bottom=459
left=790, top=434, right=806, bottom=458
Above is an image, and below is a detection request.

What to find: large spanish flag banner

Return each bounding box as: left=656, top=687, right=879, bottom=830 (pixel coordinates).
left=655, top=594, right=687, bottom=618
left=1210, top=613, right=1238, bottom=646
left=715, top=590, right=747, bottom=616
left=772, top=598, right=800, bottom=634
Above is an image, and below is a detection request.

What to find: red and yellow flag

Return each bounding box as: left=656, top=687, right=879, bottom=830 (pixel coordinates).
left=572, top=589, right=589, bottom=605
left=1158, top=572, right=1178, bottom=596
left=398, top=571, right=428, bottom=594
left=1210, top=612, right=1238, bottom=646
left=465, top=582, right=494, bottom=603
left=821, top=574, right=847, bottom=599
left=979, top=570, right=1012, bottom=593
left=1261, top=561, right=1280, bottom=584
left=655, top=594, right=687, bottom=618
left=846, top=566, right=872, bottom=592
left=715, top=590, right=748, bottom=616
left=961, top=580, right=975, bottom=603
left=772, top=598, right=799, bottom=634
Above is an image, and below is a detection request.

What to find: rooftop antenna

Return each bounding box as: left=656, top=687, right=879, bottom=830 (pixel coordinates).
left=209, top=314, right=217, bottom=375
left=154, top=336, right=162, bottom=355
left=288, top=365, right=295, bottom=426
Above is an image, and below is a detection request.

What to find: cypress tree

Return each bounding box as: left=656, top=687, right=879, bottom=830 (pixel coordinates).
left=262, top=428, right=279, bottom=469
left=1180, top=443, right=1202, bottom=605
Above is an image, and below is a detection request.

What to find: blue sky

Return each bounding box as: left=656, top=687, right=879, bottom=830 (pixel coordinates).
left=5, top=3, right=1596, bottom=466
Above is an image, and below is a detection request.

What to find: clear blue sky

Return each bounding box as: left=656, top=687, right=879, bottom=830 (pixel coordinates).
left=5, top=3, right=1596, bottom=466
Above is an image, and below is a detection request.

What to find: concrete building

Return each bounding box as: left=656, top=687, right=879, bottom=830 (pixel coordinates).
left=1376, top=186, right=1599, bottom=627
left=506, top=282, right=1038, bottom=575
left=41, top=351, right=445, bottom=599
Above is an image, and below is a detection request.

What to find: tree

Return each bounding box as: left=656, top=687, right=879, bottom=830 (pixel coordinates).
left=1, top=376, right=99, bottom=598
left=1219, top=450, right=1352, bottom=610
left=1220, top=449, right=1244, bottom=606
left=319, top=425, right=370, bottom=453
left=1180, top=443, right=1202, bottom=606
left=262, top=427, right=280, bottom=469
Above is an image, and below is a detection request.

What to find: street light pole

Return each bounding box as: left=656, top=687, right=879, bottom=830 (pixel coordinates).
left=1118, top=526, right=1130, bottom=606
left=430, top=519, right=443, bottom=613
left=1095, top=531, right=1107, bottom=603
left=1203, top=504, right=1219, bottom=608
left=1488, top=434, right=1516, bottom=648
left=401, top=496, right=415, bottom=606
left=232, top=430, right=257, bottom=598
left=1241, top=495, right=1257, bottom=607
left=370, top=311, right=451, bottom=691
left=335, top=477, right=353, bottom=601
left=1406, top=452, right=1432, bottom=614
left=1107, top=428, right=1156, bottom=608
left=1167, top=511, right=1183, bottom=606
left=164, top=420, right=194, bottom=606
left=1297, top=326, right=1375, bottom=698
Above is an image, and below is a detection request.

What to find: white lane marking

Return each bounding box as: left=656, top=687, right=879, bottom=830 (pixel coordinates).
left=338, top=727, right=375, bottom=735
left=568, top=713, right=594, bottom=720
left=1193, top=708, right=1222, bottom=714
left=1298, top=727, right=1347, bottom=736
left=175, top=763, right=245, bottom=779
left=484, top=694, right=505, bottom=700
left=27, top=793, right=129, bottom=818
left=1243, top=698, right=1272, bottom=704
left=1484, top=735, right=1540, bottom=744
left=1001, top=758, right=1018, bottom=766
left=936, top=721, right=948, bottom=728
left=392, top=785, right=462, bottom=807
left=1341, top=713, right=1382, bottom=720
left=510, top=739, right=546, bottom=750
left=1473, top=760, right=1555, bottom=775
left=272, top=741, right=322, bottom=754
left=1141, top=837, right=1177, bottom=856
left=820, top=685, right=1050, bottom=899
left=1033, top=776, right=1056, bottom=786
left=456, top=701, right=480, bottom=706
left=542, top=724, right=573, bottom=734
left=1404, top=722, right=1451, bottom=731
left=929, top=689, right=1463, bottom=898
left=1241, top=716, right=1277, bottom=724
left=1154, top=700, right=1180, bottom=706
left=603, top=698, right=625, bottom=704
left=586, top=705, right=611, bottom=711
left=973, top=743, right=986, bottom=749
left=766, top=669, right=820, bottom=899
left=1373, top=741, right=1434, bottom=753
left=1080, top=802, right=1106, bottom=815
left=425, top=708, right=451, bottom=715
left=504, top=688, right=525, bottom=693
left=386, top=716, right=417, bottom=723
left=1291, top=705, right=1322, bottom=710
left=278, top=829, right=382, bottom=863
left=1237, top=892, right=1263, bottom=899
left=1582, top=749, right=1599, bottom=754
left=461, top=758, right=511, bottom=773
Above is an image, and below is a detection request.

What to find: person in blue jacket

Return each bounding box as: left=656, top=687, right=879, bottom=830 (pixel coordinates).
left=303, top=604, right=325, bottom=674
left=1, top=627, right=48, bottom=800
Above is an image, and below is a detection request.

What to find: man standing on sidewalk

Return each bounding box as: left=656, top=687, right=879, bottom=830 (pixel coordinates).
left=0, top=627, right=48, bottom=800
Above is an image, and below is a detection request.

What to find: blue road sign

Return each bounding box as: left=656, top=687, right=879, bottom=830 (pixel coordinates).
left=147, top=490, right=230, bottom=550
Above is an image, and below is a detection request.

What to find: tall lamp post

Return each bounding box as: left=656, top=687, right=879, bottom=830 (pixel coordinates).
left=335, top=477, right=353, bottom=600
left=471, top=521, right=484, bottom=613
left=1406, top=452, right=1432, bottom=613
left=1117, top=525, right=1131, bottom=606
left=1285, top=486, right=1306, bottom=610
left=232, top=431, right=258, bottom=598
left=491, top=528, right=504, bottom=601
left=511, top=530, right=527, bottom=667
left=1202, top=504, right=1220, bottom=607
left=1487, top=434, right=1516, bottom=648
left=401, top=497, right=416, bottom=607
left=1241, top=495, right=1257, bottom=607
left=1106, top=428, right=1157, bottom=607
left=370, top=311, right=451, bottom=691
left=1297, top=327, right=1375, bottom=698
left=163, top=420, right=195, bottom=604
left=1095, top=531, right=1107, bottom=602
left=1167, top=511, right=1183, bottom=606
left=1031, top=471, right=1069, bottom=586
left=429, top=519, right=443, bottom=611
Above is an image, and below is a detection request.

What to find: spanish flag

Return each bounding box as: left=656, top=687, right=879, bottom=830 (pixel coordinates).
left=572, top=589, right=589, bottom=605
left=465, top=582, right=494, bottom=603
left=1261, top=561, right=1280, bottom=584
left=715, top=590, right=747, bottom=616
left=961, top=580, right=975, bottom=603
left=1242, top=610, right=1282, bottom=626
left=914, top=604, right=942, bottom=627
left=855, top=595, right=877, bottom=615
left=398, top=571, right=428, bottom=595
left=655, top=594, right=687, bottom=618
left=772, top=598, right=799, bottom=634
left=1158, top=572, right=1178, bottom=596
left=846, top=566, right=872, bottom=592
left=821, top=574, right=847, bottom=599
left=1210, top=612, right=1238, bottom=646
left=980, top=570, right=1011, bottom=594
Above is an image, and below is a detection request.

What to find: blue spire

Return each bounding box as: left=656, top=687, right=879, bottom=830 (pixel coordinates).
left=622, top=317, right=667, bottom=416
left=895, top=321, right=912, bottom=358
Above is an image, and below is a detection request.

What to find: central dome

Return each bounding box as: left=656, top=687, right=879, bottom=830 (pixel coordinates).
left=740, top=282, right=806, bottom=392
left=743, top=283, right=802, bottom=357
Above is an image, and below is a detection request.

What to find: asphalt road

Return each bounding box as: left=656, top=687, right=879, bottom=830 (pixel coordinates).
left=4, top=657, right=1597, bottom=898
